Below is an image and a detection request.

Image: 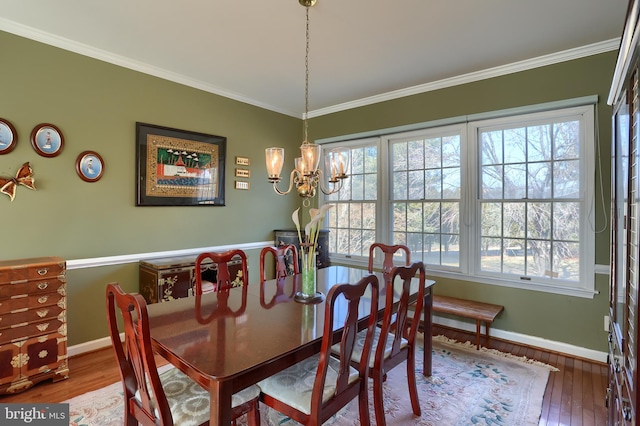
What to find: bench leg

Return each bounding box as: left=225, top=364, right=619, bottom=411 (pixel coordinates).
left=485, top=322, right=491, bottom=348
left=475, top=320, right=481, bottom=350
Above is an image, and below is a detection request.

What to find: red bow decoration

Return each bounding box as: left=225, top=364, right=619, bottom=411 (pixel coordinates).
left=0, top=162, right=36, bottom=202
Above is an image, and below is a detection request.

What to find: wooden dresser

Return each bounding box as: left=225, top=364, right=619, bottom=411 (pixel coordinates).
left=608, top=1, right=640, bottom=423
left=0, top=256, right=68, bottom=394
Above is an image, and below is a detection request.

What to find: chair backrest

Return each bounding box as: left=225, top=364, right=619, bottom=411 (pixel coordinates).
left=373, top=261, right=426, bottom=367
left=312, top=274, right=379, bottom=423
left=106, top=283, right=172, bottom=425
left=368, top=243, right=411, bottom=274
left=195, top=249, right=248, bottom=294
left=259, top=244, right=299, bottom=282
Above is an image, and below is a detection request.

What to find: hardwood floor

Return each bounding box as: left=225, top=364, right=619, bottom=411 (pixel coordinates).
left=0, top=324, right=608, bottom=425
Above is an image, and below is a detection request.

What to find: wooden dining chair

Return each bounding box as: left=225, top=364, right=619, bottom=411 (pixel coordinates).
left=195, top=249, right=249, bottom=294
left=335, top=261, right=426, bottom=426
left=105, top=282, right=261, bottom=426
left=257, top=274, right=380, bottom=426
left=368, top=242, right=411, bottom=274
left=259, top=244, right=299, bottom=282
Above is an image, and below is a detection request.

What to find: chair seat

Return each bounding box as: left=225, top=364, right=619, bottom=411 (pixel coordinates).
left=257, top=353, right=359, bottom=415
left=332, top=327, right=408, bottom=368
left=135, top=366, right=260, bottom=424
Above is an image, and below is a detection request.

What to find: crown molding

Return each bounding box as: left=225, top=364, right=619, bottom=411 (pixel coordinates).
left=309, top=39, right=621, bottom=118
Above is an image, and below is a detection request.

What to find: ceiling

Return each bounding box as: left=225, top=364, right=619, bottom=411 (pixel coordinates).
left=0, top=0, right=630, bottom=118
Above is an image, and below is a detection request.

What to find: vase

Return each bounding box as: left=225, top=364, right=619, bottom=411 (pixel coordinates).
left=301, top=265, right=316, bottom=297
left=294, top=245, right=324, bottom=304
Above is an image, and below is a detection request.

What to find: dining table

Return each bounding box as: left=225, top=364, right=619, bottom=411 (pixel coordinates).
left=146, top=265, right=435, bottom=426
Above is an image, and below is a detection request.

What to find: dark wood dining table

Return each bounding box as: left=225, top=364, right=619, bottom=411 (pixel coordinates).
left=146, top=265, right=435, bottom=426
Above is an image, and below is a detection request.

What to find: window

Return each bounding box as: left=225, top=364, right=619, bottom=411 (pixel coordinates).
left=322, top=103, right=596, bottom=297
left=325, top=139, right=378, bottom=258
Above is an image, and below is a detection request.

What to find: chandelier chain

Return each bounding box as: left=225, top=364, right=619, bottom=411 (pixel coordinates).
left=304, top=5, right=310, bottom=143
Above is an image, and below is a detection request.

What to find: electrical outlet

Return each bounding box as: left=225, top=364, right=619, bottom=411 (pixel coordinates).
left=604, top=315, right=610, bottom=332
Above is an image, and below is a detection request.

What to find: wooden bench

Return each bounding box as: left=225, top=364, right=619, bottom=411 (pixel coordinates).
left=432, top=295, right=504, bottom=349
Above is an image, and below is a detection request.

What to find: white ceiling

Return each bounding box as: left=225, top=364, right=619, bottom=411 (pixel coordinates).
left=0, top=0, right=629, bottom=118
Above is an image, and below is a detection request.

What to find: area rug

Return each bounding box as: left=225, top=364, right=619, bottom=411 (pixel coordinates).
left=66, top=335, right=557, bottom=426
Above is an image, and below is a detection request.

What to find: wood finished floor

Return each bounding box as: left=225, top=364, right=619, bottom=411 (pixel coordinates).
left=0, top=324, right=608, bottom=425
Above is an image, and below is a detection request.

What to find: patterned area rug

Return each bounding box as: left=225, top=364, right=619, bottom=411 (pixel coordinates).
left=67, top=335, right=557, bottom=426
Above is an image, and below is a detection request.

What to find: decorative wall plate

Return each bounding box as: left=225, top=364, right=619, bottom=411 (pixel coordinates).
left=31, top=123, right=64, bottom=157
left=0, top=118, right=18, bottom=155
left=76, top=151, right=104, bottom=182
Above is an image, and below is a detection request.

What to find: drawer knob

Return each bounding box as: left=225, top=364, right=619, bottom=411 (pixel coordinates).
left=37, top=282, right=49, bottom=290
left=36, top=323, right=50, bottom=332
left=37, top=296, right=49, bottom=304
left=36, top=309, right=49, bottom=318
left=37, top=268, right=49, bottom=276
left=11, top=353, right=29, bottom=368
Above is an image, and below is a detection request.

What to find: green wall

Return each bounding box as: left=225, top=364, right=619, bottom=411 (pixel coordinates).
left=1, top=31, right=301, bottom=345
left=1, top=29, right=615, bottom=353
left=311, top=52, right=616, bottom=352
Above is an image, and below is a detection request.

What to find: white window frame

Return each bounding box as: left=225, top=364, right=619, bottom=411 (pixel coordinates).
left=319, top=99, right=597, bottom=298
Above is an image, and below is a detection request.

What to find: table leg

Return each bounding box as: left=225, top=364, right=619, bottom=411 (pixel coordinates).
left=423, top=288, right=432, bottom=376
left=210, top=381, right=233, bottom=425
left=476, top=320, right=481, bottom=350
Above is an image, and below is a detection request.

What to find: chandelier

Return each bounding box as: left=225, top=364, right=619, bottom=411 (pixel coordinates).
left=265, top=0, right=349, bottom=204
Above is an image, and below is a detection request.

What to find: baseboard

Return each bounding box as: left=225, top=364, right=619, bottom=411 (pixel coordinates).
left=68, top=335, right=115, bottom=357
left=68, top=317, right=608, bottom=363
left=434, top=315, right=608, bottom=363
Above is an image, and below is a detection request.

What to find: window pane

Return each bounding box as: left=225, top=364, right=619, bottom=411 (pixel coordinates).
left=424, top=203, right=441, bottom=234
left=408, top=140, right=424, bottom=169
left=553, top=202, right=579, bottom=241
left=482, top=165, right=503, bottom=199
left=553, top=159, right=579, bottom=198
left=528, top=162, right=552, bottom=198
left=392, top=142, right=407, bottom=171
left=481, top=203, right=501, bottom=237
left=442, top=135, right=461, bottom=167
left=425, top=138, right=441, bottom=168
left=553, top=241, right=579, bottom=281
left=408, top=170, right=424, bottom=200
left=527, top=124, right=552, bottom=162
left=482, top=131, right=502, bottom=165
left=442, top=167, right=460, bottom=198
left=503, top=202, right=525, bottom=238
left=504, top=164, right=526, bottom=199
left=504, top=128, right=526, bottom=163
left=351, top=174, right=364, bottom=201
left=349, top=203, right=362, bottom=229
left=442, top=234, right=459, bottom=266
left=364, top=173, right=377, bottom=200
left=480, top=237, right=502, bottom=272
left=425, top=169, right=442, bottom=199
left=441, top=202, right=459, bottom=234
left=527, top=202, right=551, bottom=239
left=407, top=202, right=423, bottom=232
left=393, top=171, right=407, bottom=200
left=553, top=121, right=579, bottom=160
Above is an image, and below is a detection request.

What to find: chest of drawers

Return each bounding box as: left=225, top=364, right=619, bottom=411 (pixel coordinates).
left=0, top=256, right=68, bottom=394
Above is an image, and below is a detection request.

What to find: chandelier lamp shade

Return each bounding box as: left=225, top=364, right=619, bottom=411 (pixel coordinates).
left=265, top=0, right=349, bottom=202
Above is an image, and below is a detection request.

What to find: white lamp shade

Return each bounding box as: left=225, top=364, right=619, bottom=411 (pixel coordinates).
left=265, top=147, right=285, bottom=179
left=300, top=143, right=321, bottom=174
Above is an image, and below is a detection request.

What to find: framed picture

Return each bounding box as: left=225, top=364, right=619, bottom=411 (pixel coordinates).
left=136, top=122, right=226, bottom=206
left=76, top=151, right=104, bottom=182
left=0, top=118, right=17, bottom=155
left=31, top=123, right=64, bottom=157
